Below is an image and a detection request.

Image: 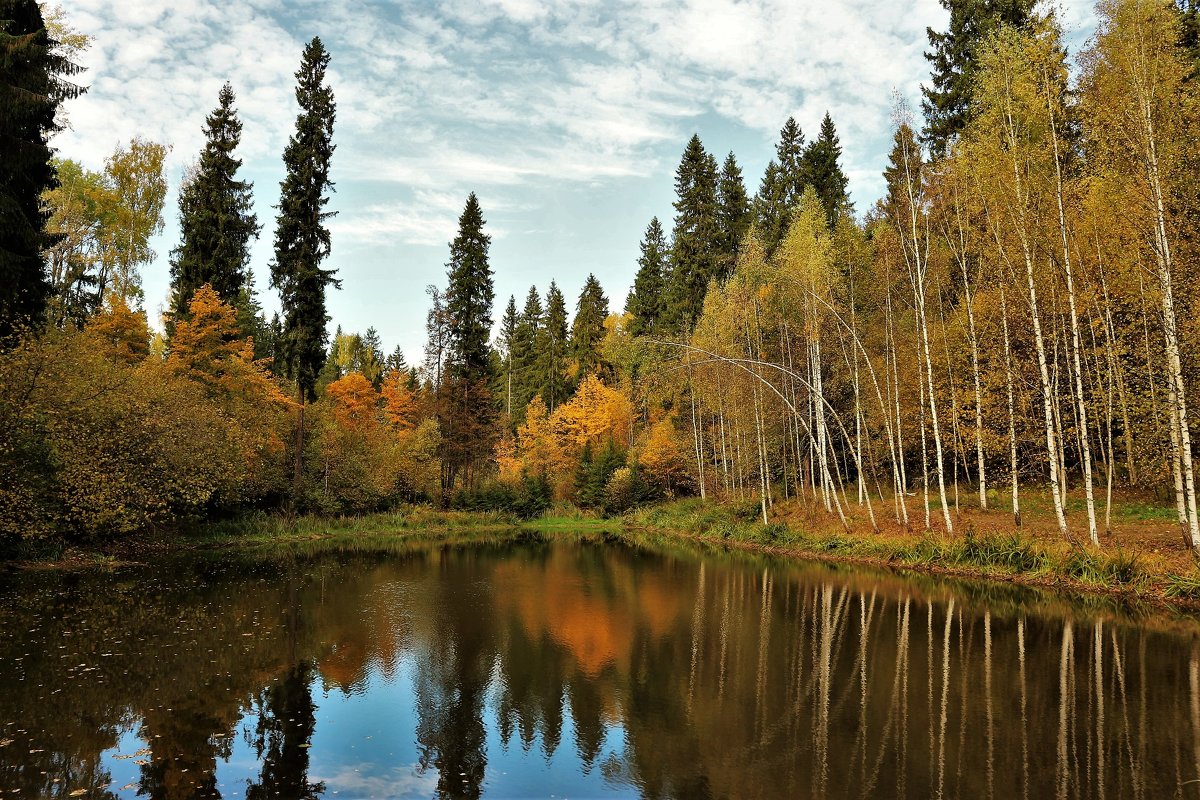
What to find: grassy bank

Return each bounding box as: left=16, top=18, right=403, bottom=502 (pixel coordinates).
left=9, top=494, right=1200, bottom=610
left=625, top=499, right=1200, bottom=607
left=0, top=505, right=622, bottom=567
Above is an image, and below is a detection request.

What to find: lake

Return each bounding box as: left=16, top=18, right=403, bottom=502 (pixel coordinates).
left=1, top=532, right=1198, bottom=799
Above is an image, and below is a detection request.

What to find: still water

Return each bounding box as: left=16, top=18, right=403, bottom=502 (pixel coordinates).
left=1, top=533, right=1198, bottom=799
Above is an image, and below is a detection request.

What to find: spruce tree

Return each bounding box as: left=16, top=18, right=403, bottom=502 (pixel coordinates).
left=385, top=345, right=408, bottom=375
left=752, top=160, right=787, bottom=258
left=626, top=217, right=667, bottom=337
left=571, top=274, right=609, bottom=378
left=883, top=123, right=924, bottom=223
left=921, top=0, right=1036, bottom=159
left=270, top=37, right=338, bottom=491
left=0, top=1, right=83, bottom=339
left=360, top=326, right=384, bottom=388
left=169, top=83, right=259, bottom=332
left=512, top=286, right=542, bottom=418
left=441, top=193, right=497, bottom=492
left=537, top=281, right=570, bottom=411
left=498, top=295, right=519, bottom=417
left=776, top=117, right=808, bottom=204
left=716, top=152, right=750, bottom=279
left=234, top=269, right=272, bottom=360
left=444, top=193, right=494, bottom=377
left=664, top=135, right=719, bottom=333
left=803, top=112, right=851, bottom=229
left=754, top=118, right=808, bottom=256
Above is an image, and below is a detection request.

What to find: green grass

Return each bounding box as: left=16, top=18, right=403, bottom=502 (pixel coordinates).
left=1164, top=571, right=1200, bottom=599
left=191, top=505, right=618, bottom=548
left=626, top=500, right=1167, bottom=597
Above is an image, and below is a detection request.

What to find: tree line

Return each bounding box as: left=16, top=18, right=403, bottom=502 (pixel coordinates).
left=2, top=0, right=1199, bottom=546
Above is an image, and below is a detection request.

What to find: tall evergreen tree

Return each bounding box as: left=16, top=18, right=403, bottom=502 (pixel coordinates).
left=571, top=274, right=609, bottom=378
left=664, top=135, right=719, bottom=333
left=234, top=269, right=273, bottom=360
left=269, top=37, right=338, bottom=490
left=537, top=281, right=571, bottom=411
left=775, top=117, right=808, bottom=204
left=921, top=0, right=1036, bottom=159
left=752, top=160, right=787, bottom=258
left=440, top=193, right=496, bottom=492
left=359, top=326, right=384, bottom=388
left=803, top=112, right=851, bottom=229
left=716, top=152, right=750, bottom=279
left=498, top=295, right=519, bottom=417
left=168, top=83, right=259, bottom=332
left=754, top=117, right=808, bottom=256
left=0, top=1, right=83, bottom=339
left=882, top=122, right=924, bottom=223
left=626, top=217, right=667, bottom=337
left=385, top=344, right=408, bottom=375
left=444, top=193, right=494, bottom=378
left=512, top=286, right=542, bottom=418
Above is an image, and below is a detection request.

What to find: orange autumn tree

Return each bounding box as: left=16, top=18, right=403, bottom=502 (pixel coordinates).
left=326, top=372, right=379, bottom=434
left=380, top=371, right=419, bottom=431
left=168, top=284, right=288, bottom=406
left=165, top=284, right=292, bottom=498
left=313, top=370, right=442, bottom=510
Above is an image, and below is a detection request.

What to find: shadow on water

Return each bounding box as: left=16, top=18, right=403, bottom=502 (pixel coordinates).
left=1, top=531, right=1199, bottom=799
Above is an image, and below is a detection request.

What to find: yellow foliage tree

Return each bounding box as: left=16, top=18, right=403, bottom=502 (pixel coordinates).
left=637, top=417, right=691, bottom=496
left=84, top=292, right=149, bottom=364
left=514, top=395, right=568, bottom=480
left=550, top=374, right=634, bottom=452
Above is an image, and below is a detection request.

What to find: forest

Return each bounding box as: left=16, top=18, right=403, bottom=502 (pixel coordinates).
left=3, top=0, right=1200, bottom=557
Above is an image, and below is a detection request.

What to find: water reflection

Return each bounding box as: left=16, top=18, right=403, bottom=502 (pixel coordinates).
left=0, top=536, right=1198, bottom=798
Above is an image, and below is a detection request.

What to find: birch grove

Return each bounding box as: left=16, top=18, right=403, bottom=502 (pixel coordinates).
left=642, top=1, right=1200, bottom=552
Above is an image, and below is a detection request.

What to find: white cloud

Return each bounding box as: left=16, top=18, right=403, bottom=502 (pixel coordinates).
left=54, top=0, right=1102, bottom=357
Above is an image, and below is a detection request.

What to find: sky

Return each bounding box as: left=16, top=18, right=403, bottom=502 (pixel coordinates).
left=54, top=0, right=1099, bottom=364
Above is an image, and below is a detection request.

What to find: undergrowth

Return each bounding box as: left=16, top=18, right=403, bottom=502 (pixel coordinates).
left=626, top=501, right=1157, bottom=593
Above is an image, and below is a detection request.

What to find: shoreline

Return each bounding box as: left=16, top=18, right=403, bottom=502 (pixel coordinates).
left=6, top=501, right=1200, bottom=613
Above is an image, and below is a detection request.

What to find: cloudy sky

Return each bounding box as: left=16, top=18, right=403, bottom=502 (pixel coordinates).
left=55, top=0, right=1098, bottom=363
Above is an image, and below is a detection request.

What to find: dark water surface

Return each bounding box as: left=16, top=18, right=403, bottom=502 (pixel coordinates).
left=2, top=533, right=1199, bottom=799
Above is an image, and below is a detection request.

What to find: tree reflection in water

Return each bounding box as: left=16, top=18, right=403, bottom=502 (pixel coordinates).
left=1, top=537, right=1199, bottom=799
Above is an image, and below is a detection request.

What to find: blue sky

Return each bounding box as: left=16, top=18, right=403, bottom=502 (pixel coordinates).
left=55, top=0, right=1097, bottom=364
